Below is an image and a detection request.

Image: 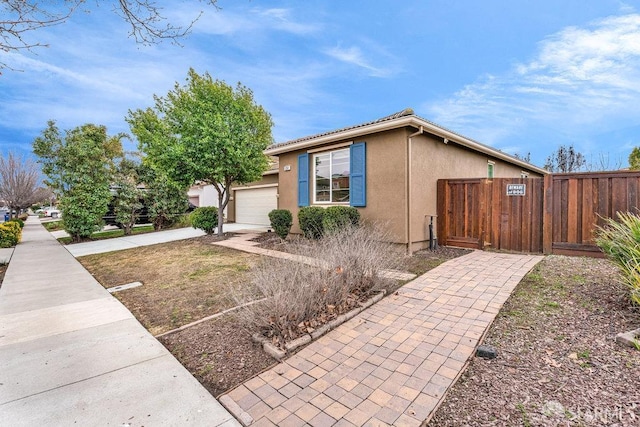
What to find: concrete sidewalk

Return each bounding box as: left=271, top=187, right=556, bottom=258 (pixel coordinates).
left=59, top=222, right=269, bottom=257
left=219, top=249, right=543, bottom=426
left=0, top=247, right=12, bottom=264
left=0, top=217, right=240, bottom=426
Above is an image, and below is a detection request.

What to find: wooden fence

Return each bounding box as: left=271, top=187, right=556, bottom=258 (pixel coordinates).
left=438, top=171, right=640, bottom=256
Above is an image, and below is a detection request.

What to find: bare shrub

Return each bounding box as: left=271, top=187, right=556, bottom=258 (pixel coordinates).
left=290, top=223, right=402, bottom=295
left=235, top=224, right=402, bottom=347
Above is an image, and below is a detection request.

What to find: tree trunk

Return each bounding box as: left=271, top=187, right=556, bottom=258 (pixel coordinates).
left=217, top=192, right=225, bottom=237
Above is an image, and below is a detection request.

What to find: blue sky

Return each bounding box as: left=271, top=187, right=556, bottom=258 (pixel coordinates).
left=2, top=0, right=640, bottom=170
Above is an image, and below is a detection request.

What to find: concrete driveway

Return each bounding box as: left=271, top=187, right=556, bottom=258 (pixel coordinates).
left=55, top=223, right=269, bottom=257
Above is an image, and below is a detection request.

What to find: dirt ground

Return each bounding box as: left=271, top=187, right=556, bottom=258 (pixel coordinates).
left=159, top=313, right=277, bottom=397
left=78, top=235, right=263, bottom=335
left=430, top=255, right=640, bottom=426
left=0, top=263, right=6, bottom=287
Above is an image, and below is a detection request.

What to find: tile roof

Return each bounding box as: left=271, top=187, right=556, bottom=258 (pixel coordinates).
left=267, top=108, right=417, bottom=150
left=266, top=107, right=547, bottom=174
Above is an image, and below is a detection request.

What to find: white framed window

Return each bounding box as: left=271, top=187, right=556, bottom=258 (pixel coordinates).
left=487, top=161, right=495, bottom=179
left=313, top=148, right=350, bottom=204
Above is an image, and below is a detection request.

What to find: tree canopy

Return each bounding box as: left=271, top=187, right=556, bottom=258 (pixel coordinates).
left=629, top=147, right=640, bottom=170
left=127, top=68, right=274, bottom=235
left=33, top=121, right=124, bottom=241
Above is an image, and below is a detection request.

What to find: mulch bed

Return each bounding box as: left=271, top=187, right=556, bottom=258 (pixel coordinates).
left=159, top=314, right=276, bottom=397
left=430, top=255, right=640, bottom=426
left=0, top=263, right=6, bottom=288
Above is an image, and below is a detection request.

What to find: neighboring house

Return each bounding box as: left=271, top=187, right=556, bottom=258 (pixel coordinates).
left=228, top=108, right=547, bottom=251
left=191, top=159, right=279, bottom=226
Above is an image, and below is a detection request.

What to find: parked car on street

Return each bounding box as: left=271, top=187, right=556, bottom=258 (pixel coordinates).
left=43, top=207, right=61, bottom=218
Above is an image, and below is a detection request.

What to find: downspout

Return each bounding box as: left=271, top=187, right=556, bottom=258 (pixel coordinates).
left=406, top=126, right=424, bottom=255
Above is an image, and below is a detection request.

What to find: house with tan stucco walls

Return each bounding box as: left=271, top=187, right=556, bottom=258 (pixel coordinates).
left=227, top=108, right=547, bottom=251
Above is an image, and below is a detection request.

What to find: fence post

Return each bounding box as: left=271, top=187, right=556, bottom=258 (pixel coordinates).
left=542, top=174, right=553, bottom=254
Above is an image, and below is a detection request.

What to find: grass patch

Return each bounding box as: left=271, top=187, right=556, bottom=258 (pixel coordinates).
left=58, top=225, right=155, bottom=244
left=78, top=238, right=262, bottom=335
left=43, top=220, right=65, bottom=231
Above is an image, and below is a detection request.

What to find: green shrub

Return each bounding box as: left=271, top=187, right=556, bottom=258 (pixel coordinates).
left=0, top=222, right=21, bottom=247
left=190, top=207, right=218, bottom=234
left=7, top=218, right=24, bottom=228
left=322, top=206, right=360, bottom=232
left=298, top=206, right=325, bottom=239
left=171, top=213, right=192, bottom=229
left=595, top=212, right=640, bottom=305
left=268, top=209, right=293, bottom=240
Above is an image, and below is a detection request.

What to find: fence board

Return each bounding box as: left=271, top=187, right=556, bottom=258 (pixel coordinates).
left=438, top=171, right=640, bottom=256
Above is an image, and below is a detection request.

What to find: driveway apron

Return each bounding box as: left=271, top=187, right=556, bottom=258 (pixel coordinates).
left=219, top=248, right=543, bottom=426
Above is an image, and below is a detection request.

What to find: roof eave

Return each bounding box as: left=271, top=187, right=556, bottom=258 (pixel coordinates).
left=265, top=116, right=547, bottom=175
left=414, top=119, right=549, bottom=175
left=264, top=116, right=417, bottom=155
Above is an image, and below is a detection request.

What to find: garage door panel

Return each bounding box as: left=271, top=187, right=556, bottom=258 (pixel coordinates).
left=235, top=187, right=277, bottom=225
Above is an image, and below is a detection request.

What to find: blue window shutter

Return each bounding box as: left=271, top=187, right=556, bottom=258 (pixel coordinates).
left=350, top=142, right=366, bottom=207
left=298, top=153, right=309, bottom=207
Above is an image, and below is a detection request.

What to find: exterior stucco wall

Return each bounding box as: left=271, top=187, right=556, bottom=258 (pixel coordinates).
left=408, top=132, right=542, bottom=250
left=274, top=125, right=543, bottom=250
left=277, top=130, right=408, bottom=242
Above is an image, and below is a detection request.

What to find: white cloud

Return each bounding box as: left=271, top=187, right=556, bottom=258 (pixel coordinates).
left=422, top=13, right=640, bottom=155
left=323, top=44, right=395, bottom=78
left=190, top=7, right=320, bottom=36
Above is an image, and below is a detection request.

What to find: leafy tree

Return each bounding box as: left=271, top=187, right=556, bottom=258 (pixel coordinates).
left=128, top=68, right=274, bottom=236
left=629, top=147, right=640, bottom=170
left=544, top=145, right=586, bottom=173
left=1, top=0, right=218, bottom=66
left=112, top=158, right=144, bottom=235
left=0, top=151, right=47, bottom=218
left=33, top=121, right=123, bottom=242
left=139, top=165, right=189, bottom=230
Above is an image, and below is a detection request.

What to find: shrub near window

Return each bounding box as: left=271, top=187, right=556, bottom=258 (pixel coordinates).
left=322, top=206, right=360, bottom=233
left=298, top=206, right=325, bottom=239
left=190, top=207, right=218, bottom=234
left=268, top=209, right=293, bottom=240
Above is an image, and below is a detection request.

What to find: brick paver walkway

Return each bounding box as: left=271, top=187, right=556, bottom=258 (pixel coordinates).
left=219, top=249, right=543, bottom=426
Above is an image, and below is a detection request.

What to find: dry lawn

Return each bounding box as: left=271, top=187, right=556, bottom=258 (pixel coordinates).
left=79, top=236, right=263, bottom=335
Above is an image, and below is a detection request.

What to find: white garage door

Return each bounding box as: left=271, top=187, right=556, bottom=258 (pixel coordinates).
left=235, top=186, right=278, bottom=225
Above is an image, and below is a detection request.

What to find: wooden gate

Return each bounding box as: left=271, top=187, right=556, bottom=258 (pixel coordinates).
left=437, top=178, right=544, bottom=253
left=438, top=171, right=640, bottom=256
